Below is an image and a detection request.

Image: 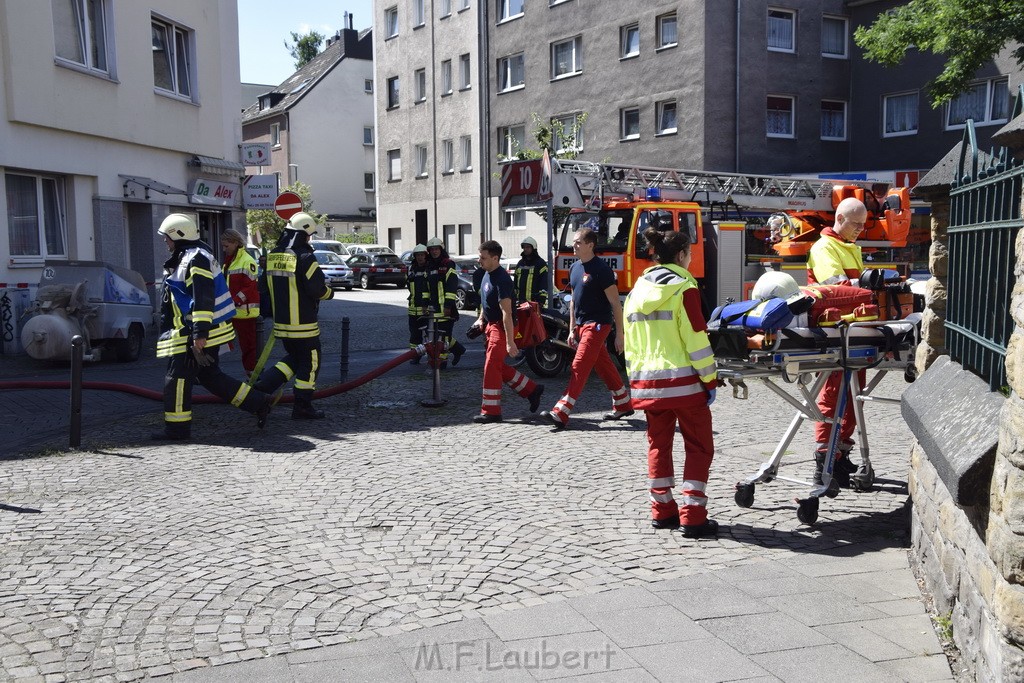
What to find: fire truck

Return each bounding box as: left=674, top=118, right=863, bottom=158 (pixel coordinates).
left=544, top=160, right=913, bottom=308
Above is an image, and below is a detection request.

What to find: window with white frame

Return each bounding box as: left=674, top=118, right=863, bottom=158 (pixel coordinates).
left=621, top=23, right=639, bottom=58
left=884, top=92, right=918, bottom=136
left=151, top=16, right=194, bottom=99
left=387, top=76, right=399, bottom=108
left=53, top=0, right=110, bottom=75
left=497, top=53, right=524, bottom=92
left=820, top=100, right=846, bottom=140
left=946, top=77, right=1009, bottom=128
left=551, top=36, right=582, bottom=79
left=5, top=172, right=68, bottom=260
left=821, top=16, right=847, bottom=58
left=460, top=135, right=472, bottom=170
left=387, top=149, right=402, bottom=181
left=767, top=8, right=796, bottom=52
left=498, top=0, right=524, bottom=22
left=620, top=107, right=640, bottom=140
left=363, top=126, right=374, bottom=145
left=364, top=79, right=373, bottom=93
left=270, top=123, right=281, bottom=147
left=413, top=0, right=425, bottom=26
left=441, top=139, right=454, bottom=173
left=459, top=53, right=471, bottom=89
left=497, top=124, right=526, bottom=158
left=385, top=7, right=398, bottom=37
left=440, top=0, right=452, bottom=17
left=553, top=113, right=584, bottom=153
left=656, top=100, right=677, bottom=135
left=459, top=0, right=470, bottom=9
left=766, top=95, right=795, bottom=138
left=415, top=145, right=428, bottom=177
left=657, top=13, right=677, bottom=49
left=441, top=60, right=453, bottom=95
left=503, top=209, right=527, bottom=229
left=415, top=68, right=427, bottom=102
left=364, top=172, right=375, bottom=191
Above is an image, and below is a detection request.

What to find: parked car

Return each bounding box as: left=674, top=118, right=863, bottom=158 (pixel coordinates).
left=451, top=258, right=483, bottom=310
left=311, top=240, right=351, bottom=257
left=346, top=253, right=408, bottom=288
left=344, top=243, right=396, bottom=256
left=313, top=250, right=355, bottom=291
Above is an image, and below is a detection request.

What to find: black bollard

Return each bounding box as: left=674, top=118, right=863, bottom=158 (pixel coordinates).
left=420, top=314, right=447, bottom=407
left=340, top=316, right=350, bottom=382
left=70, top=335, right=83, bottom=449
left=255, top=316, right=265, bottom=354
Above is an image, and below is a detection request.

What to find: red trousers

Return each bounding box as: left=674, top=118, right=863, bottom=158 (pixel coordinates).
left=231, top=317, right=258, bottom=375
left=646, top=404, right=715, bottom=525
left=550, top=322, right=631, bottom=426
left=481, top=322, right=538, bottom=415
left=814, top=368, right=866, bottom=444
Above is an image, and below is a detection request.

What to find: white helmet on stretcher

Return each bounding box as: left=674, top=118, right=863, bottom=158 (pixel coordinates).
left=752, top=271, right=800, bottom=300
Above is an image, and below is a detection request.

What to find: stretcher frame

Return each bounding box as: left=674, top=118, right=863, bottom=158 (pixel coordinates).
left=715, top=317, right=920, bottom=524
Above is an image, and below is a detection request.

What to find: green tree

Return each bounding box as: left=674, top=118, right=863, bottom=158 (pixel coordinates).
left=499, top=112, right=588, bottom=162
left=246, top=182, right=325, bottom=247
left=854, top=0, right=1024, bottom=107
left=284, top=30, right=325, bottom=70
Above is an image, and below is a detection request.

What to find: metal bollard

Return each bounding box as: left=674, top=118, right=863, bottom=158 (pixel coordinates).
left=420, top=315, right=447, bottom=407
left=255, top=316, right=265, bottom=354
left=340, top=316, right=350, bottom=382
left=70, top=335, right=84, bottom=449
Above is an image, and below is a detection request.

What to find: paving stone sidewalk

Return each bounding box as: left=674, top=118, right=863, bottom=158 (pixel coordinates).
left=0, top=350, right=952, bottom=681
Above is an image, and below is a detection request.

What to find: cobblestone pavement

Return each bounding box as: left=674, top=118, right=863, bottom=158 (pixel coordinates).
left=0, top=350, right=927, bottom=681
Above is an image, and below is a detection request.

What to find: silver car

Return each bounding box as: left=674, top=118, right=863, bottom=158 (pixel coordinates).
left=313, top=250, right=355, bottom=291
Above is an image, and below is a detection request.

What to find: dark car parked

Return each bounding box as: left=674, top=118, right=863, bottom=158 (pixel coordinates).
left=451, top=258, right=483, bottom=310
left=346, top=253, right=408, bottom=289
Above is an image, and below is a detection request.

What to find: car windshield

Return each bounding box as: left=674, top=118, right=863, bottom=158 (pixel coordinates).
left=453, top=259, right=479, bottom=274
left=314, top=251, right=345, bottom=265
left=367, top=246, right=395, bottom=254
left=558, top=210, right=633, bottom=252
left=373, top=255, right=403, bottom=265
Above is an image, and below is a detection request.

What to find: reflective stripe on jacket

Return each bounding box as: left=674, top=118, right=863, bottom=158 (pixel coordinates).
left=807, top=230, right=864, bottom=285
left=426, top=257, right=458, bottom=319
left=514, top=256, right=549, bottom=307
left=407, top=262, right=431, bottom=316
left=224, top=249, right=261, bottom=319
left=157, top=245, right=235, bottom=358
left=265, top=245, right=331, bottom=339
left=623, top=264, right=716, bottom=409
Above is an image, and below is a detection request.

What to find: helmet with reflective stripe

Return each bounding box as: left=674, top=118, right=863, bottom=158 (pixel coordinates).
left=158, top=213, right=200, bottom=241
left=412, top=244, right=428, bottom=254
left=287, top=211, right=317, bottom=236
left=521, top=236, right=538, bottom=249
left=426, top=237, right=443, bottom=248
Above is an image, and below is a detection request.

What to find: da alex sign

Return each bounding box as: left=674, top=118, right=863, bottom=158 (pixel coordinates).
left=188, top=178, right=241, bottom=208
left=242, top=175, right=278, bottom=210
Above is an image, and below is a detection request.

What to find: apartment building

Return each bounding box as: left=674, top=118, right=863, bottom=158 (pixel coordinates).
left=0, top=1, right=245, bottom=298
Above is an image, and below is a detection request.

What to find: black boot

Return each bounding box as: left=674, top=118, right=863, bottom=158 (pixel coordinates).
left=255, top=394, right=273, bottom=429
left=151, top=421, right=191, bottom=441
left=451, top=341, right=467, bottom=366
left=292, top=403, right=326, bottom=420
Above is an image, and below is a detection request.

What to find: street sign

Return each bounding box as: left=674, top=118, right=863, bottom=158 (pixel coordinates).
left=242, top=143, right=272, bottom=166
left=274, top=191, right=303, bottom=220
left=538, top=149, right=553, bottom=202
left=500, top=159, right=542, bottom=206
left=242, top=175, right=277, bottom=210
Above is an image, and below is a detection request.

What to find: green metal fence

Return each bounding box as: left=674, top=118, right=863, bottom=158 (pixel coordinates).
left=948, top=105, right=1022, bottom=392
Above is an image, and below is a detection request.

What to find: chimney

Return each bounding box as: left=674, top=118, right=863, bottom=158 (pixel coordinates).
left=347, top=13, right=354, bottom=30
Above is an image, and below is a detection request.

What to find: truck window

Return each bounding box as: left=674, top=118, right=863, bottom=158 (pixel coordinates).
left=559, top=210, right=632, bottom=251
left=680, top=212, right=698, bottom=243
left=635, top=209, right=674, bottom=259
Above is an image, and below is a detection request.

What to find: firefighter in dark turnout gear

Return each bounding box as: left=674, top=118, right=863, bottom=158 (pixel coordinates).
left=514, top=236, right=549, bottom=308
left=406, top=244, right=430, bottom=364
left=153, top=213, right=271, bottom=441
left=252, top=212, right=333, bottom=419
left=425, top=237, right=466, bottom=367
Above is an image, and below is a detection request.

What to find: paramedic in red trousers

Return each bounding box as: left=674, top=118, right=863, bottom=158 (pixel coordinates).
left=251, top=212, right=333, bottom=420
left=539, top=227, right=633, bottom=429
left=152, top=214, right=271, bottom=440
left=470, top=240, right=545, bottom=423
left=624, top=227, right=719, bottom=537
left=514, top=236, right=549, bottom=308
left=806, top=196, right=868, bottom=487
left=220, top=228, right=260, bottom=376
left=425, top=237, right=467, bottom=367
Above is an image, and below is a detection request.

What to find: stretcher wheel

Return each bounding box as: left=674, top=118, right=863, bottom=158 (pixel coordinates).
left=734, top=483, right=755, bottom=508
left=851, top=466, right=875, bottom=492
left=824, top=479, right=840, bottom=498
left=796, top=497, right=819, bottom=525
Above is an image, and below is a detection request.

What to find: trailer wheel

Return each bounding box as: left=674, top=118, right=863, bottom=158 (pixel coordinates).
left=116, top=324, right=144, bottom=362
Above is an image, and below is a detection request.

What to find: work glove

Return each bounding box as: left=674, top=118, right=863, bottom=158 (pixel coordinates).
left=191, top=347, right=214, bottom=367
left=706, top=388, right=717, bottom=407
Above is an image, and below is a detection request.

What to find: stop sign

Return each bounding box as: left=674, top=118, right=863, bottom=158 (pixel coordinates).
left=274, top=191, right=303, bottom=220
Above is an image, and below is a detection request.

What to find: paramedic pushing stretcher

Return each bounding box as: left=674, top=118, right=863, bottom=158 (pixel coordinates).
left=806, top=197, right=868, bottom=487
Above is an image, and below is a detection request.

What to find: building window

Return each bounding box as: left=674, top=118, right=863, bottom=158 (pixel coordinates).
left=884, top=92, right=919, bottom=137
left=387, top=76, right=399, bottom=109
left=621, top=23, right=639, bottom=59
left=656, top=100, right=677, bottom=135
left=946, top=77, right=1010, bottom=129
left=441, top=139, right=454, bottom=173
left=459, top=0, right=470, bottom=9
left=821, top=16, right=847, bottom=58
left=441, top=60, right=452, bottom=95
left=460, top=135, right=472, bottom=171
left=620, top=107, right=640, bottom=140
left=820, top=100, right=846, bottom=140
left=656, top=13, right=677, bottom=50
left=53, top=0, right=110, bottom=75
left=459, top=53, right=471, bottom=89
left=363, top=126, right=374, bottom=145
left=551, top=36, right=582, bottom=79
left=440, top=0, right=452, bottom=17
left=364, top=79, right=373, bottom=93
left=387, top=149, right=401, bottom=181
left=497, top=124, right=526, bottom=159
left=270, top=123, right=281, bottom=147
left=415, top=145, right=428, bottom=177
left=5, top=173, right=68, bottom=260
left=503, top=209, right=527, bottom=229
left=497, top=53, right=524, bottom=92
left=766, top=95, right=795, bottom=138
left=151, top=16, right=194, bottom=99
left=767, top=8, right=796, bottom=53
left=553, top=113, right=584, bottom=154
left=385, top=6, right=398, bottom=38
left=498, top=0, right=524, bottom=23
left=364, top=172, right=375, bottom=191
left=415, top=68, right=427, bottom=102
left=413, top=0, right=425, bottom=27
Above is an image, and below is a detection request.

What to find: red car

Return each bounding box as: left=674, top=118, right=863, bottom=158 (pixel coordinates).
left=346, top=253, right=408, bottom=289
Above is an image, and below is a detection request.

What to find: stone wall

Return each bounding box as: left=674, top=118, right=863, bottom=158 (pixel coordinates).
left=915, top=195, right=949, bottom=374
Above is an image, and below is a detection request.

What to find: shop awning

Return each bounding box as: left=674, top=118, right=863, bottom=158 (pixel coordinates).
left=119, top=175, right=187, bottom=200
left=190, top=155, right=245, bottom=176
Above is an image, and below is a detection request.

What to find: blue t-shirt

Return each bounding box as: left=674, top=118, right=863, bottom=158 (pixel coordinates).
left=481, top=266, right=514, bottom=323
left=569, top=257, right=615, bottom=325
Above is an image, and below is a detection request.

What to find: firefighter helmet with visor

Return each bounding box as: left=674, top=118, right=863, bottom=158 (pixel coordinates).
left=158, top=213, right=200, bottom=242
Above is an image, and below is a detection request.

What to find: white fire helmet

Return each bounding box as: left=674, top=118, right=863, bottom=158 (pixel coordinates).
left=157, top=213, right=200, bottom=242
left=752, top=271, right=800, bottom=300
left=287, top=212, right=317, bottom=236
left=521, top=236, right=538, bottom=250
left=412, top=244, right=428, bottom=254
left=426, top=237, right=444, bottom=248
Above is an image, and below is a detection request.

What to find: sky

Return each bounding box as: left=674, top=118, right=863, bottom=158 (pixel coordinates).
left=238, top=0, right=374, bottom=85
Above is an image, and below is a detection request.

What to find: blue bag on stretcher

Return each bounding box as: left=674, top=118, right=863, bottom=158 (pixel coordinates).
left=709, top=297, right=794, bottom=331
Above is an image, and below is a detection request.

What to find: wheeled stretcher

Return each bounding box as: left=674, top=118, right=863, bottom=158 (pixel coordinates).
left=710, top=314, right=921, bottom=524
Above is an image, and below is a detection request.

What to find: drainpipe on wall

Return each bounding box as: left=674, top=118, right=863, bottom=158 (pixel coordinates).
left=477, top=0, right=492, bottom=243
left=430, top=0, right=439, bottom=241
left=735, top=0, right=742, bottom=173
